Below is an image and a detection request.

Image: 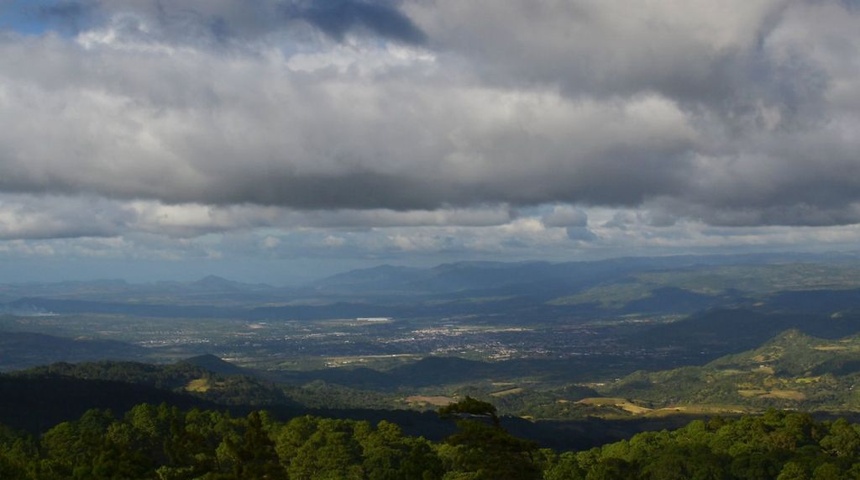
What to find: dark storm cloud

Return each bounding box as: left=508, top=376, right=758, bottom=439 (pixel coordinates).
left=405, top=0, right=837, bottom=134
left=0, top=0, right=96, bottom=36
left=206, top=170, right=441, bottom=210
left=37, top=0, right=95, bottom=33
left=284, top=0, right=426, bottom=44
left=62, top=0, right=425, bottom=45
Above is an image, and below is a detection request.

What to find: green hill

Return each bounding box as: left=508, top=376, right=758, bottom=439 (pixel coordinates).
left=18, top=358, right=295, bottom=407
left=601, top=329, right=860, bottom=414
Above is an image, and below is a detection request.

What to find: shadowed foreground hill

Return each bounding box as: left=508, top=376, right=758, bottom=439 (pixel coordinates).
left=0, top=359, right=740, bottom=452
left=0, top=374, right=213, bottom=433
left=18, top=359, right=295, bottom=408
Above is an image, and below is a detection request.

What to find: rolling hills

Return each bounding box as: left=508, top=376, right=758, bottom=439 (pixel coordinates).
left=600, top=329, right=860, bottom=415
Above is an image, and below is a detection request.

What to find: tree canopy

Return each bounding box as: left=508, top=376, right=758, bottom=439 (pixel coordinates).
left=1, top=403, right=859, bottom=479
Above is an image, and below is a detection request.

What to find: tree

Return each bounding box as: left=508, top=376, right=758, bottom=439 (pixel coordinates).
left=438, top=397, right=499, bottom=426
left=820, top=419, right=860, bottom=458
left=0, top=427, right=37, bottom=480
left=229, top=411, right=285, bottom=479
left=543, top=451, right=585, bottom=480
left=360, top=421, right=442, bottom=480
left=439, top=399, right=539, bottom=480
left=287, top=419, right=364, bottom=480
left=777, top=461, right=810, bottom=480
left=585, top=457, right=634, bottom=480
left=811, top=463, right=842, bottom=480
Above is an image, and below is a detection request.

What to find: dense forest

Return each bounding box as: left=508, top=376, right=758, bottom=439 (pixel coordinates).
left=2, top=401, right=860, bottom=479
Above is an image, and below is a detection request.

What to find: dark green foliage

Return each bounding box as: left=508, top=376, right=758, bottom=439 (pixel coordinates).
left=0, top=424, right=38, bottom=479
left=536, top=409, right=860, bottom=480
left=19, top=359, right=292, bottom=406
left=441, top=419, right=541, bottom=480
left=438, top=396, right=498, bottom=425
left=438, top=398, right=541, bottom=479
left=4, top=403, right=860, bottom=479
left=0, top=402, right=440, bottom=479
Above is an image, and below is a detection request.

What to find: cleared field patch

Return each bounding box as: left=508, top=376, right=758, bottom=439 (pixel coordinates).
left=579, top=397, right=630, bottom=404
left=814, top=345, right=849, bottom=352
left=795, top=376, right=823, bottom=384
left=576, top=397, right=652, bottom=415
left=618, top=403, right=652, bottom=414
left=577, top=397, right=626, bottom=406
left=490, top=387, right=524, bottom=397
left=186, top=378, right=211, bottom=393
left=647, top=405, right=750, bottom=417
left=763, top=390, right=806, bottom=400
left=737, top=388, right=806, bottom=401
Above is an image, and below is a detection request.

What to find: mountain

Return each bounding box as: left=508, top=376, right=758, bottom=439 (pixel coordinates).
left=310, top=259, right=670, bottom=298
left=191, top=274, right=246, bottom=292
left=282, top=356, right=496, bottom=390
left=764, top=288, right=860, bottom=314
left=603, top=329, right=860, bottom=413
left=18, top=358, right=294, bottom=407
left=0, top=331, right=150, bottom=371
left=310, top=265, right=427, bottom=294
left=6, top=254, right=860, bottom=323
left=627, top=308, right=860, bottom=359
left=4, top=297, right=247, bottom=318
left=180, top=353, right=250, bottom=376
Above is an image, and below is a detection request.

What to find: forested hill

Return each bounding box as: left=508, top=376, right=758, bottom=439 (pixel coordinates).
left=17, top=358, right=293, bottom=406
left=0, top=358, right=288, bottom=433
left=0, top=361, right=695, bottom=452
left=1, top=403, right=859, bottom=479
left=603, top=329, right=860, bottom=414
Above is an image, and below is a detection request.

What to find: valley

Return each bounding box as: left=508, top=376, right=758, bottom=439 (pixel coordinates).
left=4, top=253, right=860, bottom=432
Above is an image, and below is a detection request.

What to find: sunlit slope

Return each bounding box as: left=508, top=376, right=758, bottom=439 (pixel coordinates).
left=603, top=330, right=860, bottom=413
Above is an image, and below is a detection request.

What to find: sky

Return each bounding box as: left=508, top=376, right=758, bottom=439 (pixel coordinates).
left=1, top=0, right=860, bottom=284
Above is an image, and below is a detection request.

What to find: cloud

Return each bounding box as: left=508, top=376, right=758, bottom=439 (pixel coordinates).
left=407, top=0, right=792, bottom=101
left=0, top=0, right=859, bottom=270
left=0, top=42, right=700, bottom=209
left=0, top=192, right=515, bottom=240
left=285, top=0, right=426, bottom=44
left=542, top=205, right=588, bottom=228
left=20, top=0, right=425, bottom=46
left=0, top=194, right=132, bottom=239
left=35, top=1, right=97, bottom=35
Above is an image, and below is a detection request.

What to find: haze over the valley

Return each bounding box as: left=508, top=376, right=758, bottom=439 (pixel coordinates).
left=1, top=0, right=860, bottom=283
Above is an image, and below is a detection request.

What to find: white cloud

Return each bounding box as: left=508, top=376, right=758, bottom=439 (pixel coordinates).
left=1, top=0, right=859, bottom=280
left=262, top=236, right=281, bottom=249
left=542, top=205, right=588, bottom=228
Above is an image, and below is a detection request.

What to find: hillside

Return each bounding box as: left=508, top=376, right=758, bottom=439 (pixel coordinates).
left=625, top=308, right=860, bottom=359
left=0, top=331, right=151, bottom=371
left=18, top=359, right=294, bottom=408
left=601, top=329, right=860, bottom=414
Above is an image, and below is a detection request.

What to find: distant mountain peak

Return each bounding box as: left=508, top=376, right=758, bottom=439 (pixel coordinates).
left=313, top=264, right=426, bottom=291
left=190, top=275, right=247, bottom=292
left=183, top=353, right=226, bottom=363
left=194, top=275, right=235, bottom=285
